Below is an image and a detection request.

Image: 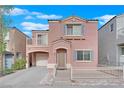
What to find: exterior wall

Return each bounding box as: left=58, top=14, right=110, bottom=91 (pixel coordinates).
left=5, top=30, right=15, bottom=52
left=13, top=29, right=26, bottom=59
left=48, top=17, right=98, bottom=68
left=48, top=39, right=71, bottom=68
left=116, top=14, right=124, bottom=65
left=4, top=28, right=27, bottom=66
left=98, top=17, right=117, bottom=66
left=116, top=14, right=124, bottom=43
left=27, top=16, right=98, bottom=68
left=32, top=31, right=48, bottom=46
left=26, top=31, right=49, bottom=53
left=71, top=21, right=98, bottom=67
left=99, top=14, right=124, bottom=66
left=26, top=31, right=49, bottom=67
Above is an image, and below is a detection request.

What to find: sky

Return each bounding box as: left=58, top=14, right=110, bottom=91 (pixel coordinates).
left=9, top=5, right=124, bottom=37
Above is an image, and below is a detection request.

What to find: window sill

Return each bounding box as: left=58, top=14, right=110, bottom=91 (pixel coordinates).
left=36, top=45, right=48, bottom=47
left=75, top=60, right=92, bottom=63
left=64, top=35, right=83, bottom=36
left=64, top=35, right=85, bottom=40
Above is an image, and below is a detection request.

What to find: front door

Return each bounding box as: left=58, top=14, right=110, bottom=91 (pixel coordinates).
left=57, top=49, right=67, bottom=69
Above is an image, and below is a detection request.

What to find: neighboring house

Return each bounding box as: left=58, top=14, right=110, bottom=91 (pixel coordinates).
left=3, top=27, right=28, bottom=69
left=26, top=16, right=98, bottom=70
left=98, top=14, right=124, bottom=66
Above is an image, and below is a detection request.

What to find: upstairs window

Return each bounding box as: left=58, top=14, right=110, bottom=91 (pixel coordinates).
left=37, top=34, right=48, bottom=46
left=110, top=24, right=114, bottom=32
left=65, top=24, right=83, bottom=36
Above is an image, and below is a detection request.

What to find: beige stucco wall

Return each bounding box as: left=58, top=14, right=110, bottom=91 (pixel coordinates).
left=48, top=17, right=98, bottom=68
left=26, top=16, right=98, bottom=68
left=5, top=28, right=27, bottom=62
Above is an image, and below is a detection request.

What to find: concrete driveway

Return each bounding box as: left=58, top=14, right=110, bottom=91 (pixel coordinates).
left=0, top=67, right=48, bottom=88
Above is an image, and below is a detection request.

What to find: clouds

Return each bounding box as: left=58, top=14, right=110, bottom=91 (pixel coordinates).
left=21, top=22, right=48, bottom=36
left=10, top=7, right=63, bottom=20
left=25, top=16, right=35, bottom=19
left=32, top=12, right=42, bottom=15
left=11, top=7, right=63, bottom=37
left=37, top=14, right=63, bottom=19
left=21, top=22, right=49, bottom=30
left=9, top=8, right=29, bottom=16
left=31, top=11, right=63, bottom=19
left=95, top=14, right=116, bottom=25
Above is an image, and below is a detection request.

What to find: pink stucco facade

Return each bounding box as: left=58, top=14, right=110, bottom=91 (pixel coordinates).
left=26, top=16, right=98, bottom=69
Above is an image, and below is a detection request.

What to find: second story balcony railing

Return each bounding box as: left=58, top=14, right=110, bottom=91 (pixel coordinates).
left=26, top=38, right=48, bottom=47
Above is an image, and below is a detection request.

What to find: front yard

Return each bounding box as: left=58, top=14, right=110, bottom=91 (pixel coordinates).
left=0, top=66, right=124, bottom=88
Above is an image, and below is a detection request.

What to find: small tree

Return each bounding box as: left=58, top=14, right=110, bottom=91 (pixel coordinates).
left=0, top=6, right=14, bottom=73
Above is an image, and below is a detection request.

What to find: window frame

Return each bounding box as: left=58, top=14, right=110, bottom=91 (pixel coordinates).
left=75, top=49, right=93, bottom=62
left=121, top=47, right=124, bottom=55
left=110, top=23, right=114, bottom=32
left=37, top=34, right=42, bottom=45
left=64, top=24, right=83, bottom=36
left=36, top=33, right=48, bottom=46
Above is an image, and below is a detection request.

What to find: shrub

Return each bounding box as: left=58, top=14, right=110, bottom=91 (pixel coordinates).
left=3, top=68, right=13, bottom=75
left=12, top=58, right=26, bottom=70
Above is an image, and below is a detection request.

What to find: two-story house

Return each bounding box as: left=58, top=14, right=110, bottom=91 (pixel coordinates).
left=99, top=14, right=124, bottom=66
left=26, top=16, right=98, bottom=70
left=3, top=27, right=28, bottom=69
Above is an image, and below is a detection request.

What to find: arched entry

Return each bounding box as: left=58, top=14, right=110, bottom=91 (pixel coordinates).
left=56, top=48, right=67, bottom=69
left=28, top=51, right=49, bottom=67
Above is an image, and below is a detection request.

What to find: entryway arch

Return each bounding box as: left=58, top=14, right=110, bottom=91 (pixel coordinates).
left=56, top=48, right=67, bottom=70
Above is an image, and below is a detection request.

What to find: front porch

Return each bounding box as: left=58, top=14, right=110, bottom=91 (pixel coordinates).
left=47, top=37, right=72, bottom=70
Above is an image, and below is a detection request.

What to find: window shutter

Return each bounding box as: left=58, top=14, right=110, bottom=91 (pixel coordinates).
left=64, top=25, right=67, bottom=35
left=81, top=24, right=84, bottom=35
left=73, top=50, right=77, bottom=61
left=91, top=51, right=93, bottom=61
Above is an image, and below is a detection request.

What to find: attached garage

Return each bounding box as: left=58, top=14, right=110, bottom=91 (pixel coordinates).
left=36, top=53, right=48, bottom=67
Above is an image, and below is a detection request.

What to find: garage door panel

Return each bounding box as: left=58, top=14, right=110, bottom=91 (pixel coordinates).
left=36, top=53, right=48, bottom=66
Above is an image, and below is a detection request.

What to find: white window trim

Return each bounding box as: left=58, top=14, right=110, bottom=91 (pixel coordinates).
left=36, top=33, right=48, bottom=46
left=64, top=24, right=84, bottom=36
left=75, top=60, right=92, bottom=63
left=75, top=49, right=93, bottom=62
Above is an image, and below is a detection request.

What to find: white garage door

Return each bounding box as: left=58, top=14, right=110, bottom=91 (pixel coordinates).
left=36, top=53, right=48, bottom=66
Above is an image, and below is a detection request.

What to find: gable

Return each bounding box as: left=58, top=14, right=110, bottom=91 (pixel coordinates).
left=62, top=16, right=87, bottom=23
